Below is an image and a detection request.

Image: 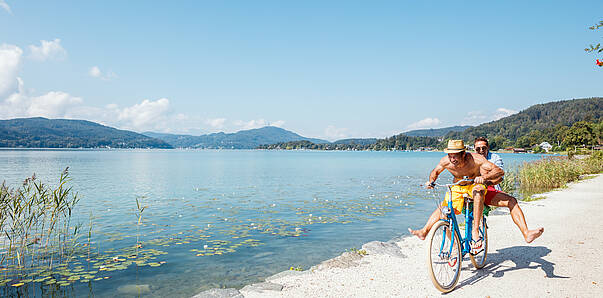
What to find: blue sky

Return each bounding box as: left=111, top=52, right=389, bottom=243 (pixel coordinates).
left=0, top=1, right=601, bottom=140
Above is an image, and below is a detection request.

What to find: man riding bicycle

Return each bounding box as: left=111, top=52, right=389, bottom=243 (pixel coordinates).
left=408, top=139, right=503, bottom=252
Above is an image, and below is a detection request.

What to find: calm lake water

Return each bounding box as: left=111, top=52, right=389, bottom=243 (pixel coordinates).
left=0, top=149, right=545, bottom=297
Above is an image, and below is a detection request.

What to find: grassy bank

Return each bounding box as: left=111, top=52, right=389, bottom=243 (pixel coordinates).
left=504, top=151, right=603, bottom=199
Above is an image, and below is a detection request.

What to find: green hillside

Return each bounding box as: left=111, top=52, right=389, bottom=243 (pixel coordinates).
left=446, top=97, right=602, bottom=149
left=0, top=117, right=173, bottom=148
left=259, top=97, right=602, bottom=151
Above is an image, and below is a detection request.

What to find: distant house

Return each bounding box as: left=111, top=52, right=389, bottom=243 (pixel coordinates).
left=513, top=148, right=527, bottom=153
left=538, top=142, right=553, bottom=152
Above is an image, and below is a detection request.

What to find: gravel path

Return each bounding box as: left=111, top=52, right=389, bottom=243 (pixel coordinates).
left=240, top=174, right=603, bottom=298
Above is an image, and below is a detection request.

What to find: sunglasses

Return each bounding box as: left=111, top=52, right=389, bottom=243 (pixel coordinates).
left=475, top=146, right=488, bottom=152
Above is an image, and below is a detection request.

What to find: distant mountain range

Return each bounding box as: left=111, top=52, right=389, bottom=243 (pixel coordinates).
left=0, top=117, right=172, bottom=148
left=144, top=126, right=329, bottom=149
left=403, top=126, right=472, bottom=137
left=1, top=97, right=599, bottom=149
left=258, top=97, right=602, bottom=151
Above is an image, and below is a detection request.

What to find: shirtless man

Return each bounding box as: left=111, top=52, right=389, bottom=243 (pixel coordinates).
left=408, top=139, right=504, bottom=251
left=474, top=137, right=544, bottom=243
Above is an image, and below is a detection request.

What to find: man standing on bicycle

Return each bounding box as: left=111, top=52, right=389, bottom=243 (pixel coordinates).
left=408, top=139, right=503, bottom=252
left=474, top=137, right=544, bottom=243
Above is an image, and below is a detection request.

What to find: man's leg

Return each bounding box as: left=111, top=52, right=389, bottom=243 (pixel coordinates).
left=471, top=185, right=486, bottom=242
left=409, top=207, right=442, bottom=240
left=489, top=192, right=544, bottom=243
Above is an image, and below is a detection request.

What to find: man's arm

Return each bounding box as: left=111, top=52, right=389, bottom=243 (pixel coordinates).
left=478, top=159, right=504, bottom=185
left=425, top=158, right=447, bottom=188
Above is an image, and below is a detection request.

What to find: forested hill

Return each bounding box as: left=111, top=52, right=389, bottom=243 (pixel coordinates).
left=404, top=126, right=471, bottom=137
left=0, top=117, right=173, bottom=148
left=144, top=126, right=329, bottom=149
left=445, top=97, right=602, bottom=149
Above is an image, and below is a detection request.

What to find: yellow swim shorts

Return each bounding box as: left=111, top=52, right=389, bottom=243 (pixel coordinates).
left=441, top=184, right=487, bottom=215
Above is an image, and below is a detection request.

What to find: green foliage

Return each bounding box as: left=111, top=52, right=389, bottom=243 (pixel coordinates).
left=500, top=168, right=518, bottom=194
left=258, top=134, right=440, bottom=151
left=0, top=117, right=172, bottom=148
left=0, top=168, right=80, bottom=269
left=585, top=20, right=603, bottom=55
left=562, top=121, right=598, bottom=147
left=517, top=153, right=603, bottom=196
left=347, top=247, right=368, bottom=256
left=444, top=98, right=602, bottom=149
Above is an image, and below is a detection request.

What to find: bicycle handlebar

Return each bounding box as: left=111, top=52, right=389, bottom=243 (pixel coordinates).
left=428, top=176, right=474, bottom=188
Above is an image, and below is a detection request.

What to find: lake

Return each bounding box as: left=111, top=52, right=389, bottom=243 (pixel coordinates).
left=0, top=149, right=545, bottom=297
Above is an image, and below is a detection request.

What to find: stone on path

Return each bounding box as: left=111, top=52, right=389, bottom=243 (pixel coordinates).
left=311, top=251, right=364, bottom=271
left=362, top=241, right=407, bottom=258
left=192, top=288, right=243, bottom=298
left=240, top=282, right=283, bottom=293
left=265, top=270, right=308, bottom=282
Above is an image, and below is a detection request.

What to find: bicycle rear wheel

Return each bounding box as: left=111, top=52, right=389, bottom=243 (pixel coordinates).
left=470, top=216, right=488, bottom=269
left=427, top=220, right=462, bottom=293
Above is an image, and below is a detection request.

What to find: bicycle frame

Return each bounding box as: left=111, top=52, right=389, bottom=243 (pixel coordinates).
left=435, top=180, right=486, bottom=258
left=440, top=187, right=475, bottom=257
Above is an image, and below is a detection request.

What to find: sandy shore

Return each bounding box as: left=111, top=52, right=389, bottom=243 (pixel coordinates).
left=196, top=174, right=603, bottom=298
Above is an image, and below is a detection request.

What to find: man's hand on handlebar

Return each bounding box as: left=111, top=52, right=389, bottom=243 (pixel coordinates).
left=424, top=181, right=435, bottom=189
left=474, top=176, right=485, bottom=185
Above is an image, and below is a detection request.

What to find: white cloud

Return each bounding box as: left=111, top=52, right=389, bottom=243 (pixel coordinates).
left=29, top=39, right=67, bottom=61
left=89, top=66, right=101, bottom=77
left=461, top=107, right=518, bottom=125
left=0, top=1, right=11, bottom=14
left=115, top=98, right=171, bottom=130
left=0, top=78, right=83, bottom=119
left=493, top=108, right=517, bottom=120
left=234, top=118, right=285, bottom=130
left=205, top=118, right=226, bottom=129
left=0, top=44, right=22, bottom=98
left=324, top=125, right=349, bottom=141
left=406, top=117, right=441, bottom=130
left=88, top=66, right=117, bottom=80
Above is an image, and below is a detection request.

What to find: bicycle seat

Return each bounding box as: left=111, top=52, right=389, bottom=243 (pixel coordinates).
left=462, top=193, right=472, bottom=201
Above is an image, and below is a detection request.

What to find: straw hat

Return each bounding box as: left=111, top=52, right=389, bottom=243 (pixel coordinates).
left=444, top=139, right=466, bottom=153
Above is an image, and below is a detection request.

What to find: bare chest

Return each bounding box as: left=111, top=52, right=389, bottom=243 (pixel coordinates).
left=446, top=161, right=481, bottom=179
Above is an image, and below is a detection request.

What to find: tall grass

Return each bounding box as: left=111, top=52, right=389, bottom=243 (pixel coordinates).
left=0, top=168, right=80, bottom=273
left=517, top=151, right=603, bottom=196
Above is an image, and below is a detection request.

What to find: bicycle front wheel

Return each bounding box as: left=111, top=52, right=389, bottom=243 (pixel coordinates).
left=427, top=220, right=461, bottom=293
left=470, top=216, right=488, bottom=269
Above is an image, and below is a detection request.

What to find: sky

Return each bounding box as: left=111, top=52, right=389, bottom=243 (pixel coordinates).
left=0, top=1, right=602, bottom=140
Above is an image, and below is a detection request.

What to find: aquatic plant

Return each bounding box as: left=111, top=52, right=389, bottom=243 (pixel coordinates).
left=0, top=168, right=80, bottom=285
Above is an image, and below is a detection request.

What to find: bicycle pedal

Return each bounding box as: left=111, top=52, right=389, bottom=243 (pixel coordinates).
left=469, top=248, right=484, bottom=256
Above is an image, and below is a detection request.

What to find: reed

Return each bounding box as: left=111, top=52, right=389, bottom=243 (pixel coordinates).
left=517, top=152, right=603, bottom=196
left=0, top=168, right=81, bottom=279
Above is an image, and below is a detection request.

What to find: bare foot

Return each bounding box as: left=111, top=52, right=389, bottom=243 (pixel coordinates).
left=408, top=228, right=427, bottom=240
left=524, top=227, right=544, bottom=243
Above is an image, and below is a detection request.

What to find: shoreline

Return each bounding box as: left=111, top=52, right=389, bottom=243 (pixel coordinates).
left=194, top=174, right=603, bottom=297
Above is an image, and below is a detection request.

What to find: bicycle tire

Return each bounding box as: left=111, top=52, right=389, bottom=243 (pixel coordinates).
left=427, top=220, right=462, bottom=293
left=469, top=217, right=488, bottom=269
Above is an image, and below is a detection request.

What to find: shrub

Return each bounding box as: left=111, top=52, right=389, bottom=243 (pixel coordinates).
left=517, top=153, right=603, bottom=196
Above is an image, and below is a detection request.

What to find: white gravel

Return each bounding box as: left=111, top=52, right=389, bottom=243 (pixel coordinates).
left=242, top=174, right=603, bottom=298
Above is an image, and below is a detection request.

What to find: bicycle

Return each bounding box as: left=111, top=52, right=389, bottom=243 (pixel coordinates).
left=426, top=177, right=488, bottom=293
